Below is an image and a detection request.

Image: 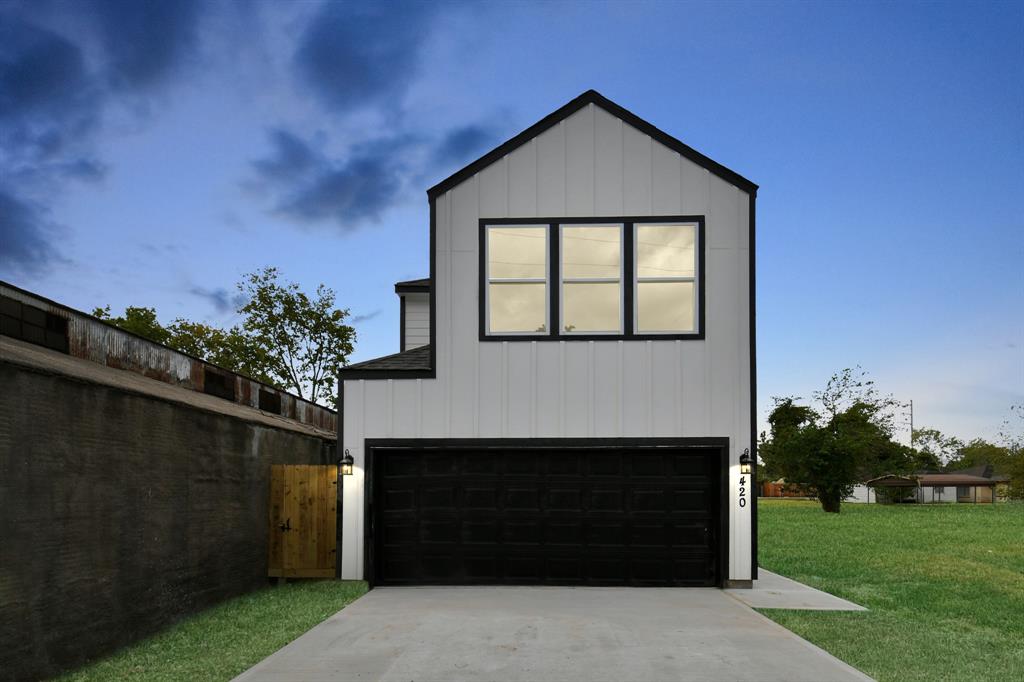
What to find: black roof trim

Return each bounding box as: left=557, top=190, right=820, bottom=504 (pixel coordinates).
left=394, top=278, right=430, bottom=294
left=340, top=344, right=432, bottom=380
left=427, top=89, right=758, bottom=199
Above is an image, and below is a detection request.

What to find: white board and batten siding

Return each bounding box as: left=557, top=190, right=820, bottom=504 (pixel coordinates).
left=401, top=293, right=430, bottom=350
left=342, top=103, right=753, bottom=582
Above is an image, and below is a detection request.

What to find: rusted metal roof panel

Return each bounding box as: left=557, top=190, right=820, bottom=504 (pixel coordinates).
left=1, top=281, right=337, bottom=434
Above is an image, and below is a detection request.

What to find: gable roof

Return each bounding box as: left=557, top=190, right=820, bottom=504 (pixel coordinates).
left=427, top=89, right=758, bottom=200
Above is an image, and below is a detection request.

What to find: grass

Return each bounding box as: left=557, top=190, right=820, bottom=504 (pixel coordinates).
left=758, top=499, right=1024, bottom=682
left=58, top=580, right=367, bottom=682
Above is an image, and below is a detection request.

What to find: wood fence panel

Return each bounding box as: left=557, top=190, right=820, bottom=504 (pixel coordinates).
left=269, top=464, right=337, bottom=578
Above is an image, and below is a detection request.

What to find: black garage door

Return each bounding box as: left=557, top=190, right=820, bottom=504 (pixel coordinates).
left=369, top=442, right=723, bottom=587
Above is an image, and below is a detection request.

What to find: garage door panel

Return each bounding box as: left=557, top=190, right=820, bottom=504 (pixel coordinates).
left=384, top=453, right=421, bottom=477
left=672, top=489, right=710, bottom=511
left=672, top=453, right=711, bottom=476
left=383, top=488, right=416, bottom=510
left=464, top=486, right=500, bottom=509
left=673, top=522, right=712, bottom=549
left=590, top=488, right=624, bottom=511
left=373, top=445, right=721, bottom=586
left=464, top=555, right=498, bottom=580
left=629, top=453, right=667, bottom=476
left=587, top=522, right=627, bottom=546
left=421, top=554, right=460, bottom=580
left=424, top=453, right=460, bottom=475
left=547, top=488, right=583, bottom=510
left=463, top=521, right=500, bottom=544
left=629, top=523, right=668, bottom=547
left=505, top=487, right=540, bottom=509
left=504, top=521, right=543, bottom=544
left=505, top=451, right=540, bottom=474
left=461, top=454, right=498, bottom=474
left=506, top=556, right=543, bottom=580
left=382, top=521, right=417, bottom=547
left=545, top=522, right=584, bottom=545
left=632, top=488, right=668, bottom=512
left=547, top=557, right=583, bottom=581
left=421, top=486, right=457, bottom=508
left=547, top=454, right=583, bottom=475
left=421, top=519, right=459, bottom=544
left=588, top=453, right=623, bottom=476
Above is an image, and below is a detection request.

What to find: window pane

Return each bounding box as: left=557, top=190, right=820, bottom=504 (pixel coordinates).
left=637, top=224, right=695, bottom=278
left=637, top=281, right=694, bottom=332
left=563, top=282, right=620, bottom=333
left=488, top=227, right=547, bottom=279
left=489, top=282, right=546, bottom=333
left=562, top=225, right=621, bottom=279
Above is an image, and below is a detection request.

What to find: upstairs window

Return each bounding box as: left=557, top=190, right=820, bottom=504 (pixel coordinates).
left=634, top=223, right=698, bottom=334
left=481, top=216, right=703, bottom=340
left=560, top=225, right=622, bottom=334
left=484, top=225, right=548, bottom=334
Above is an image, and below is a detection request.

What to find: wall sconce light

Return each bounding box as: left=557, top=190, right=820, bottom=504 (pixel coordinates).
left=739, top=449, right=752, bottom=475
left=339, top=449, right=354, bottom=476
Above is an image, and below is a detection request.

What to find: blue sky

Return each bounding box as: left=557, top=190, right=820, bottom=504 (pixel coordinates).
left=2, top=0, right=1021, bottom=440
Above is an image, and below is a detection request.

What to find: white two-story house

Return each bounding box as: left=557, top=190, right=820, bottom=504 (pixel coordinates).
left=339, top=90, right=758, bottom=588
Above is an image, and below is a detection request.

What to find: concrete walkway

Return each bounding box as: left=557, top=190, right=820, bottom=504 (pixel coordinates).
left=234, top=587, right=872, bottom=682
left=725, top=569, right=867, bottom=611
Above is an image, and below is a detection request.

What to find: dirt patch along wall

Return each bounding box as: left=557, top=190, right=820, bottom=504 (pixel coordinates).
left=0, top=360, right=333, bottom=681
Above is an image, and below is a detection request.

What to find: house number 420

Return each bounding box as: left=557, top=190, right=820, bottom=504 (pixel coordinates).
left=738, top=475, right=747, bottom=508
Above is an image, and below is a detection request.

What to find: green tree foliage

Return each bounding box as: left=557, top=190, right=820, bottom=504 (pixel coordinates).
left=92, top=305, right=171, bottom=345
left=236, top=267, right=355, bottom=409
left=912, top=427, right=963, bottom=469
left=94, top=267, right=355, bottom=408
left=759, top=368, right=913, bottom=513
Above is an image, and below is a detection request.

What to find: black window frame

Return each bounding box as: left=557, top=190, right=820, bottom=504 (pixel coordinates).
left=479, top=215, right=705, bottom=341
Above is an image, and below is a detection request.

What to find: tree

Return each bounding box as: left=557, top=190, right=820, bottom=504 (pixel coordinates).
left=93, top=305, right=172, bottom=346
left=947, top=438, right=1009, bottom=473
left=912, top=428, right=963, bottom=468
left=94, top=267, right=355, bottom=408
left=165, top=319, right=276, bottom=387
left=237, top=267, right=354, bottom=408
left=759, top=368, right=913, bottom=513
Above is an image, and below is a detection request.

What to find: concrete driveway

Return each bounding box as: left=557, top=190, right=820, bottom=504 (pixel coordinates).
left=234, top=587, right=871, bottom=682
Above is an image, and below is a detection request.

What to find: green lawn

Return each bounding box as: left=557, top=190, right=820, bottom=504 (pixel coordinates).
left=58, top=580, right=367, bottom=682
left=758, top=499, right=1024, bottom=682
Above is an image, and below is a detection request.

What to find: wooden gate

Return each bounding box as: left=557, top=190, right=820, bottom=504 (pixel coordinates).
left=268, top=465, right=338, bottom=578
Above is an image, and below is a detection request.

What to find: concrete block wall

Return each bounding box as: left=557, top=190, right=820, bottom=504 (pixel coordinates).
left=0, top=361, right=332, bottom=681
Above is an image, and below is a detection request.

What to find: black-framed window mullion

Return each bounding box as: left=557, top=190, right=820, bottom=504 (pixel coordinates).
left=623, top=221, right=635, bottom=338
left=548, top=222, right=559, bottom=337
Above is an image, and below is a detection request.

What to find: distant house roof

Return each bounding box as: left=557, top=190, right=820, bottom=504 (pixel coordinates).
left=919, top=473, right=1008, bottom=486
left=865, top=473, right=1007, bottom=487
left=864, top=475, right=918, bottom=488
left=340, top=344, right=432, bottom=380
left=394, top=278, right=430, bottom=293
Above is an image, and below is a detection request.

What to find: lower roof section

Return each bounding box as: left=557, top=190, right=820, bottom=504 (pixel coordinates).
left=340, top=344, right=432, bottom=380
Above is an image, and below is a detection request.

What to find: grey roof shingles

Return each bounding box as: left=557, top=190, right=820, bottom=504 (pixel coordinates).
left=341, top=344, right=432, bottom=374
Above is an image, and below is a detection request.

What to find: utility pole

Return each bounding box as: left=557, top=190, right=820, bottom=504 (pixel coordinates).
left=909, top=399, right=914, bottom=447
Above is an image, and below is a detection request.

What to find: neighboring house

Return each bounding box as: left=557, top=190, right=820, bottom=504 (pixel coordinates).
left=338, top=90, right=757, bottom=588
left=865, top=467, right=1009, bottom=504
left=760, top=479, right=814, bottom=499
